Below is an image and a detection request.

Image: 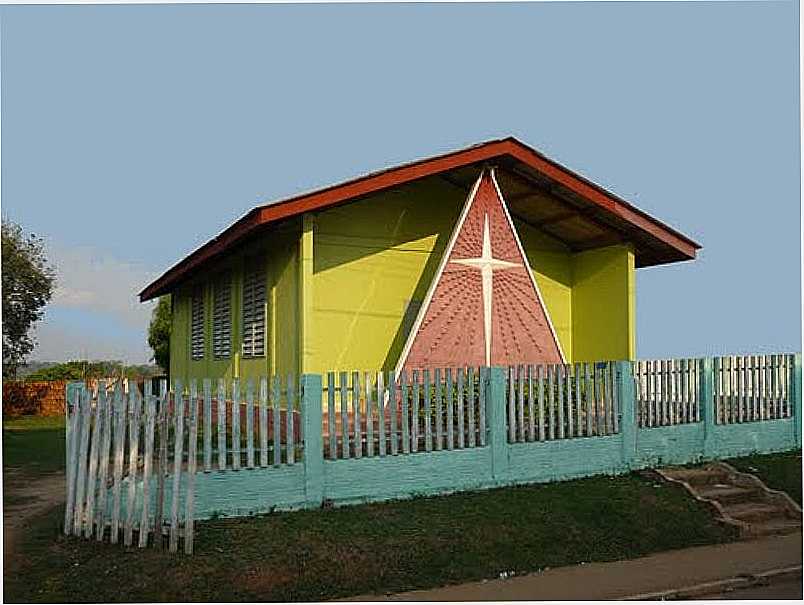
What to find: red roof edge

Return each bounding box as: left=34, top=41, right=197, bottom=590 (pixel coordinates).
left=139, top=137, right=701, bottom=301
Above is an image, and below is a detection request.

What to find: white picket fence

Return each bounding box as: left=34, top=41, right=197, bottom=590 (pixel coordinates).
left=634, top=354, right=795, bottom=428
left=506, top=362, right=620, bottom=442
left=64, top=376, right=301, bottom=554
left=634, top=358, right=700, bottom=428
left=714, top=354, right=794, bottom=424
left=323, top=367, right=487, bottom=459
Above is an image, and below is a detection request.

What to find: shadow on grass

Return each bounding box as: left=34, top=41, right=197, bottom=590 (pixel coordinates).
left=4, top=473, right=738, bottom=603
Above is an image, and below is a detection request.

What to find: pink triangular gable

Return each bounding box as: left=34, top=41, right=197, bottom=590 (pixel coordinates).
left=395, top=169, right=564, bottom=374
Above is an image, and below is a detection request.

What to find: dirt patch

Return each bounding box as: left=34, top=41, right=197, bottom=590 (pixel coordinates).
left=3, top=470, right=65, bottom=569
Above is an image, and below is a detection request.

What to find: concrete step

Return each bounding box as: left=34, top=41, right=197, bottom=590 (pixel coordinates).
left=748, top=518, right=803, bottom=538
left=697, top=484, right=762, bottom=505
left=723, top=501, right=789, bottom=523
left=663, top=466, right=729, bottom=486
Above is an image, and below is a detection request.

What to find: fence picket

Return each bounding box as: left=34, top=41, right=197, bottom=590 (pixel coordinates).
left=410, top=370, right=419, bottom=452
left=389, top=371, right=399, bottom=455
left=538, top=365, right=546, bottom=441
left=401, top=370, right=410, bottom=454
left=184, top=383, right=199, bottom=555
left=260, top=378, right=269, bottom=467
left=203, top=379, right=212, bottom=472
left=445, top=368, right=453, bottom=450
left=327, top=372, right=336, bottom=459
left=246, top=380, right=255, bottom=468
left=138, top=384, right=156, bottom=548
left=153, top=380, right=168, bottom=549
left=64, top=386, right=82, bottom=535
left=73, top=389, right=92, bottom=536
left=286, top=374, right=296, bottom=464
left=517, top=365, right=525, bottom=442
left=508, top=366, right=516, bottom=443
left=83, top=384, right=104, bottom=539
left=574, top=363, right=583, bottom=436
left=424, top=369, right=432, bottom=452
left=566, top=364, right=575, bottom=438
left=352, top=372, right=361, bottom=458
left=467, top=367, right=476, bottom=448
left=273, top=375, right=282, bottom=465
left=169, top=382, right=185, bottom=553
left=377, top=371, right=386, bottom=456
left=557, top=365, right=565, bottom=439
left=109, top=385, right=128, bottom=543
left=365, top=372, right=374, bottom=457
left=548, top=365, right=556, bottom=439
left=95, top=383, right=113, bottom=540
left=217, top=379, right=227, bottom=470
left=338, top=372, right=349, bottom=459
left=434, top=368, right=443, bottom=451
left=453, top=368, right=463, bottom=448
left=124, top=384, right=142, bottom=546
left=527, top=365, right=535, bottom=441
left=231, top=379, right=241, bottom=470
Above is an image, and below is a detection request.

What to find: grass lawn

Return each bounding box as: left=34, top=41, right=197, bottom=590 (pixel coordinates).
left=727, top=449, right=802, bottom=505
left=5, top=471, right=737, bottom=603
left=3, top=415, right=66, bottom=479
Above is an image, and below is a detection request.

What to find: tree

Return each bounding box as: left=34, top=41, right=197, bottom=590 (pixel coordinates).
left=2, top=220, right=55, bottom=379
left=148, top=295, right=171, bottom=374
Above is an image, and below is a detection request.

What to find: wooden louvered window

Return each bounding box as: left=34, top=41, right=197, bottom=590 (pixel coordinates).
left=190, top=287, right=205, bottom=360
left=241, top=259, right=266, bottom=358
left=212, top=274, right=232, bottom=360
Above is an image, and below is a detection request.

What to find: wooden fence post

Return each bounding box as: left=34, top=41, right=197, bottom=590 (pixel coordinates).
left=616, top=361, right=636, bottom=468
left=485, top=366, right=509, bottom=482
left=302, top=374, right=324, bottom=507
left=700, top=357, right=716, bottom=458
left=792, top=353, right=802, bottom=448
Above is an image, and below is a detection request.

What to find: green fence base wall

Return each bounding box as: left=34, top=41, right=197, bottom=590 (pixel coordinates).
left=109, top=359, right=803, bottom=522
left=323, top=448, right=494, bottom=506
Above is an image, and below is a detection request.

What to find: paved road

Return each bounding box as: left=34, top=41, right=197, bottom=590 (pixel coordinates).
left=347, top=533, right=803, bottom=601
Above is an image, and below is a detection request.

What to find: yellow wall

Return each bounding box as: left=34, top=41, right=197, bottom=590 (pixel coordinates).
left=169, top=222, right=300, bottom=385
left=571, top=244, right=636, bottom=362
left=310, top=177, right=464, bottom=373
left=170, top=179, right=638, bottom=380
left=514, top=219, right=573, bottom=362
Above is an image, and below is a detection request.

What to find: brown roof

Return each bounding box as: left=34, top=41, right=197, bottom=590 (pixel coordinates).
left=140, top=137, right=701, bottom=301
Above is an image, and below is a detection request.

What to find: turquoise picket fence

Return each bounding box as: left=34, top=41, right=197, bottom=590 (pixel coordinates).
left=64, top=353, right=802, bottom=554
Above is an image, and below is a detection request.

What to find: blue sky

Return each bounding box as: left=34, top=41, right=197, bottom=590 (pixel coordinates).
left=1, top=1, right=800, bottom=364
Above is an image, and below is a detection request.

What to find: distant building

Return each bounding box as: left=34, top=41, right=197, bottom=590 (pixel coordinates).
left=139, top=137, right=700, bottom=383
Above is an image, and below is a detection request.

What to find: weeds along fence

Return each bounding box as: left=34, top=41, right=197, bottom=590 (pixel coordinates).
left=64, top=353, right=802, bottom=555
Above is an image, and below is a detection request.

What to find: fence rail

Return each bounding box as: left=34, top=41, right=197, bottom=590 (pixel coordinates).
left=64, top=352, right=801, bottom=556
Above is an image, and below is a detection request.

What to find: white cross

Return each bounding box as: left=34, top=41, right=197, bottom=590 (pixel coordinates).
left=450, top=213, right=521, bottom=366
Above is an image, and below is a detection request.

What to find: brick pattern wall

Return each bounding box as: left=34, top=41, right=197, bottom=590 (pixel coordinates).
left=3, top=380, right=68, bottom=416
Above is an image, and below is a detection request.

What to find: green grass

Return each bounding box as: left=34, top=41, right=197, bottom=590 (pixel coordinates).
left=3, top=415, right=66, bottom=479
left=727, top=449, right=802, bottom=504
left=4, top=472, right=737, bottom=603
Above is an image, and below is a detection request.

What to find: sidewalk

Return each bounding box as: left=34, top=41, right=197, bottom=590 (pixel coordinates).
left=347, top=533, right=802, bottom=601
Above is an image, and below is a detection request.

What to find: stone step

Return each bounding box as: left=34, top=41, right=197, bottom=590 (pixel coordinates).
left=723, top=501, right=789, bottom=523
left=747, top=518, right=803, bottom=538
left=697, top=484, right=762, bottom=505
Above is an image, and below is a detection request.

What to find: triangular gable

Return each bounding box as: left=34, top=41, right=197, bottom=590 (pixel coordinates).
left=395, top=168, right=565, bottom=374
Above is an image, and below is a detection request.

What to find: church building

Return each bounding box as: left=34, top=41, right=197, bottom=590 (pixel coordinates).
left=139, top=137, right=700, bottom=383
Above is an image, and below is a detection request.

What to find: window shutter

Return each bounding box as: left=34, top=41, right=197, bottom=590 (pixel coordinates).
left=241, top=260, right=266, bottom=357
left=212, top=275, right=232, bottom=360
left=190, top=287, right=205, bottom=360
